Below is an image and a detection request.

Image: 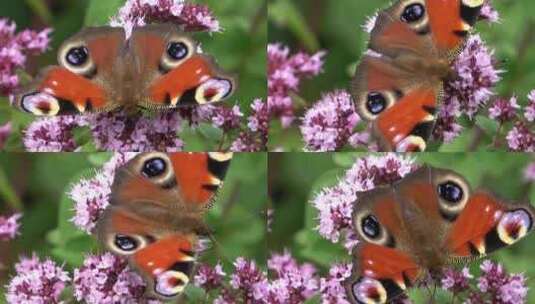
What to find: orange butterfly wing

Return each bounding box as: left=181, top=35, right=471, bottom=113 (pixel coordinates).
left=353, top=0, right=484, bottom=151
left=14, top=27, right=125, bottom=115
left=96, top=152, right=232, bottom=300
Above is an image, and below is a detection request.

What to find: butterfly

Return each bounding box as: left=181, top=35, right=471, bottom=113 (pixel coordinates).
left=351, top=0, right=485, bottom=151
left=344, top=165, right=535, bottom=304
left=96, top=152, right=232, bottom=300
left=13, top=24, right=235, bottom=116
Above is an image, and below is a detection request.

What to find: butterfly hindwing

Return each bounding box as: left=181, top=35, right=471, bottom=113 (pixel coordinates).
left=352, top=55, right=440, bottom=151
left=353, top=0, right=485, bottom=151
left=346, top=185, right=425, bottom=304
left=96, top=152, right=232, bottom=300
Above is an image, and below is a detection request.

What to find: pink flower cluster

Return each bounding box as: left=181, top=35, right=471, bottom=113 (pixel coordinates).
left=0, top=18, right=51, bottom=95
left=311, top=154, right=416, bottom=249
left=0, top=213, right=21, bottom=241
left=23, top=116, right=85, bottom=152
left=499, top=91, right=535, bottom=152
left=110, top=0, right=219, bottom=38
left=441, top=260, right=528, bottom=303
left=88, top=111, right=184, bottom=152
left=434, top=34, right=502, bottom=142
left=73, top=252, right=155, bottom=304
left=300, top=90, right=369, bottom=151
left=231, top=99, right=269, bottom=152
left=268, top=43, right=325, bottom=127
left=319, top=263, right=352, bottom=304
left=6, top=253, right=70, bottom=303
left=69, top=153, right=137, bottom=233
left=194, top=254, right=349, bottom=304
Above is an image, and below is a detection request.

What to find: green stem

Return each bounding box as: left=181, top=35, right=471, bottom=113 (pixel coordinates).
left=0, top=168, right=22, bottom=211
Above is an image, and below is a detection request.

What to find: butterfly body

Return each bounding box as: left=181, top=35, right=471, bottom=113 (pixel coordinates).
left=96, top=152, right=232, bottom=300
left=352, top=0, right=485, bottom=151
left=345, top=165, right=535, bottom=304
left=14, top=25, right=235, bottom=116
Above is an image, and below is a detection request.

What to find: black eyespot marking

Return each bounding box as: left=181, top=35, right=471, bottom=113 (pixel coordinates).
left=361, top=214, right=381, bottom=239
left=410, top=121, right=434, bottom=140
left=167, top=42, right=189, bottom=60
left=142, top=157, right=167, bottom=178
left=401, top=3, right=425, bottom=23
left=366, top=92, right=387, bottom=115
left=438, top=181, right=464, bottom=204
left=115, top=235, right=138, bottom=251
left=66, top=47, right=89, bottom=66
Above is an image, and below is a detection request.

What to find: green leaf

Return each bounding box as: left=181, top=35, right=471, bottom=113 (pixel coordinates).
left=24, top=0, right=53, bottom=23
left=84, top=0, right=124, bottom=26
left=475, top=115, right=499, bottom=135
left=269, top=0, right=319, bottom=51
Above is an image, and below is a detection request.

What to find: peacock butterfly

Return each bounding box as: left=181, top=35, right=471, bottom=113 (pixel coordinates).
left=352, top=0, right=485, bottom=151
left=14, top=24, right=236, bottom=116
left=344, top=165, right=535, bottom=304
left=96, top=152, right=232, bottom=300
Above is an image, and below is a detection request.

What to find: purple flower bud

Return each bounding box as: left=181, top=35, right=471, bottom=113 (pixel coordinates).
left=194, top=263, right=226, bottom=291
left=0, top=213, right=21, bottom=241
left=489, top=96, right=520, bottom=123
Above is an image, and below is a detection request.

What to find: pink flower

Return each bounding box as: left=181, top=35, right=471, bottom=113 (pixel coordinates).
left=230, top=98, right=268, bottom=152
left=476, top=260, right=528, bottom=303
left=23, top=116, right=85, bottom=152
left=319, top=263, right=352, bottom=304
left=300, top=90, right=368, bottom=151
left=268, top=43, right=325, bottom=127
left=247, top=99, right=269, bottom=134
left=194, top=263, right=226, bottom=291
left=210, top=105, right=243, bottom=132
left=0, top=213, right=21, bottom=241
left=489, top=96, right=520, bottom=123
left=229, top=257, right=269, bottom=302
left=0, top=18, right=51, bottom=95
left=69, top=153, right=137, bottom=233
left=480, top=1, right=500, bottom=23
left=266, top=251, right=320, bottom=303
left=6, top=253, right=70, bottom=304
left=311, top=154, right=415, bottom=248
left=73, top=253, right=155, bottom=304
left=444, top=35, right=501, bottom=117
left=110, top=0, right=219, bottom=38
left=0, top=122, right=11, bottom=149
left=88, top=111, right=184, bottom=152
left=525, top=90, right=535, bottom=122
left=441, top=267, right=473, bottom=293
left=433, top=99, right=463, bottom=143
left=506, top=122, right=534, bottom=152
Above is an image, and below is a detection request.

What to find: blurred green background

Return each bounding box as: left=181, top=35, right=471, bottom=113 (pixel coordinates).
left=268, top=0, right=535, bottom=151
left=0, top=152, right=267, bottom=303
left=269, top=153, right=535, bottom=303
left=0, top=0, right=267, bottom=151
